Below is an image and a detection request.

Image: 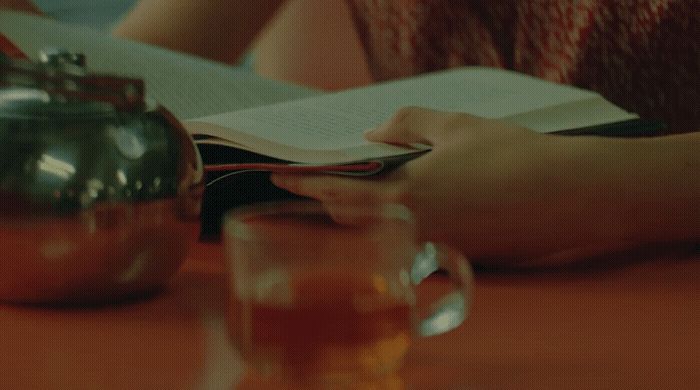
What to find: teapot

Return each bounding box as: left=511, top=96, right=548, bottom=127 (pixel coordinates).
left=0, top=50, right=204, bottom=304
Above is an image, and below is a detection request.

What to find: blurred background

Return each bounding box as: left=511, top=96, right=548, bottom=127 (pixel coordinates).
left=33, top=0, right=137, bottom=29
left=29, top=0, right=368, bottom=84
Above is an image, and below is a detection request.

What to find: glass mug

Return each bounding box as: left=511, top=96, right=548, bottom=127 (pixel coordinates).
left=223, top=201, right=472, bottom=386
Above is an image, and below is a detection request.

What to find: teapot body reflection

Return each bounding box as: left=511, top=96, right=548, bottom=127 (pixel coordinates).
left=0, top=51, right=203, bottom=304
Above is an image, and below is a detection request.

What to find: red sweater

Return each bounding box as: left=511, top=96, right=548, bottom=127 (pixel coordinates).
left=347, top=0, right=698, bottom=133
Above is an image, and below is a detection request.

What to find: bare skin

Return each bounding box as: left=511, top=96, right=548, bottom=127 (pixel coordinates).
left=113, top=0, right=286, bottom=64
left=272, top=108, right=700, bottom=265
left=253, top=0, right=372, bottom=90
left=8, top=1, right=698, bottom=265
left=102, top=1, right=700, bottom=265
left=115, top=0, right=371, bottom=89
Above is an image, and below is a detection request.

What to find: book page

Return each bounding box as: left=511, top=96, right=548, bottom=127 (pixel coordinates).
left=0, top=11, right=319, bottom=119
left=189, top=67, right=626, bottom=157
left=502, top=97, right=637, bottom=133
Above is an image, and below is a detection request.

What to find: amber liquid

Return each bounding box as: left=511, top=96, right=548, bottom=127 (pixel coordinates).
left=228, top=272, right=413, bottom=382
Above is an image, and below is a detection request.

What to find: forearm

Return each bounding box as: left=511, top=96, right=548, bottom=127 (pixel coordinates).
left=113, top=0, right=286, bottom=64
left=532, top=133, right=699, bottom=262
left=598, top=133, right=698, bottom=239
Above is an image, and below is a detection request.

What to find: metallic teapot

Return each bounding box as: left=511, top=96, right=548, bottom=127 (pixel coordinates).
left=0, top=50, right=204, bottom=304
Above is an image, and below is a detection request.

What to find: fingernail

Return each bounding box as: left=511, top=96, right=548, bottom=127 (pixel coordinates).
left=363, top=128, right=376, bottom=136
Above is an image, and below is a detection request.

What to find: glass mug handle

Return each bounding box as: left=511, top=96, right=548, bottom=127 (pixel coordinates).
left=411, top=242, right=473, bottom=337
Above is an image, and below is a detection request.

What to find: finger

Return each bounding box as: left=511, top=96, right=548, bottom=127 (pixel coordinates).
left=320, top=202, right=389, bottom=227
left=270, top=174, right=402, bottom=205
left=365, top=107, right=484, bottom=145
left=365, top=106, right=440, bottom=145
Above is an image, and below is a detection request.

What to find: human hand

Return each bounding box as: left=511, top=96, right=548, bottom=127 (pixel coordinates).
left=271, top=107, right=584, bottom=264
left=272, top=107, right=699, bottom=266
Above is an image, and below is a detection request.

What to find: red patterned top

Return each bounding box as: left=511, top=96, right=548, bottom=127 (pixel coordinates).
left=346, top=0, right=698, bottom=132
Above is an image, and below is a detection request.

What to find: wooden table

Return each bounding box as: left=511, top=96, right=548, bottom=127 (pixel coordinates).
left=1, top=224, right=698, bottom=389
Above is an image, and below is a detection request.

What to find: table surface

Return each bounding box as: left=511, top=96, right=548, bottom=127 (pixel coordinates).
left=1, top=223, right=698, bottom=390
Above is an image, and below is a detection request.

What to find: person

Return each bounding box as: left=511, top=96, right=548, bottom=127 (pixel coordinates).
left=4, top=0, right=698, bottom=265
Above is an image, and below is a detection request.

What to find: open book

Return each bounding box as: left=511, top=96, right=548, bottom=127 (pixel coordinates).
left=1, top=11, right=646, bottom=167
left=0, top=11, right=654, bottom=236
left=186, top=66, right=640, bottom=164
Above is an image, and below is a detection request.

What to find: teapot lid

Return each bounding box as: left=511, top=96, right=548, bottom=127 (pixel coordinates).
left=0, top=48, right=148, bottom=119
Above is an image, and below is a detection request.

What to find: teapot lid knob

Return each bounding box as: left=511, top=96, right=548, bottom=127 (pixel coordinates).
left=1, top=48, right=146, bottom=112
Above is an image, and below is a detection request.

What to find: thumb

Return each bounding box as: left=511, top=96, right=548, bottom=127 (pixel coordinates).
left=365, top=106, right=452, bottom=146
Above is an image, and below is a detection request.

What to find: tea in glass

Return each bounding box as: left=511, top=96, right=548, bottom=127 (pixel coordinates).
left=224, top=201, right=472, bottom=386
